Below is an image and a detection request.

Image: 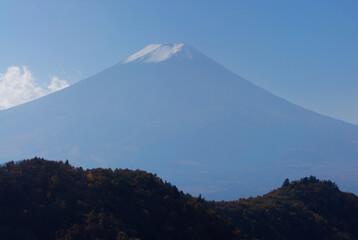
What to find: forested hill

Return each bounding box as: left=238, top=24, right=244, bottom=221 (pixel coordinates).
left=0, top=158, right=357, bottom=240
left=0, top=158, right=234, bottom=240
left=213, top=177, right=358, bottom=240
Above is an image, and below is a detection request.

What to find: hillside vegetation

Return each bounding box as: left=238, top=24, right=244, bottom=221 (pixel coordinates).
left=0, top=158, right=357, bottom=240
left=213, top=176, right=358, bottom=240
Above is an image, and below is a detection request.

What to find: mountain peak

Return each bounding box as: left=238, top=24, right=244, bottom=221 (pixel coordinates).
left=123, top=43, right=192, bottom=64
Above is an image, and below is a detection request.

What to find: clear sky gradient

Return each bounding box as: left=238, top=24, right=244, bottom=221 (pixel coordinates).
left=1, top=0, right=357, bottom=124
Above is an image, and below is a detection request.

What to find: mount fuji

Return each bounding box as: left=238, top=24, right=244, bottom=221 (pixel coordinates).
left=1, top=43, right=357, bottom=200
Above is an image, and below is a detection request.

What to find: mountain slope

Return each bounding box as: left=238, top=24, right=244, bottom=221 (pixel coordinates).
left=0, top=43, right=357, bottom=199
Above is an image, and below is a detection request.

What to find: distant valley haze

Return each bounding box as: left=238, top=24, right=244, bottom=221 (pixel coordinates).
left=1, top=43, right=357, bottom=200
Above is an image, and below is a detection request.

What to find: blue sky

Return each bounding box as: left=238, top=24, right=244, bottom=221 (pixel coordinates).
left=1, top=0, right=357, bottom=124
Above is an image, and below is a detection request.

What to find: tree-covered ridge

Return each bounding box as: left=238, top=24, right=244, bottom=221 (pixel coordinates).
left=212, top=176, right=358, bottom=240
left=0, top=158, right=357, bottom=240
left=0, top=158, right=234, bottom=240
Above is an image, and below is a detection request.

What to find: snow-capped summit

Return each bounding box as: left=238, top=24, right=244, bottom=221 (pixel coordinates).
left=0, top=43, right=357, bottom=200
left=123, top=43, right=193, bottom=63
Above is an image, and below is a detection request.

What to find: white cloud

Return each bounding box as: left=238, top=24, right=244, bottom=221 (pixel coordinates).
left=0, top=66, right=70, bottom=110
left=48, top=76, right=69, bottom=92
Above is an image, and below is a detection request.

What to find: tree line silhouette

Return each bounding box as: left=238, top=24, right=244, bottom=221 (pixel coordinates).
left=0, top=158, right=357, bottom=240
